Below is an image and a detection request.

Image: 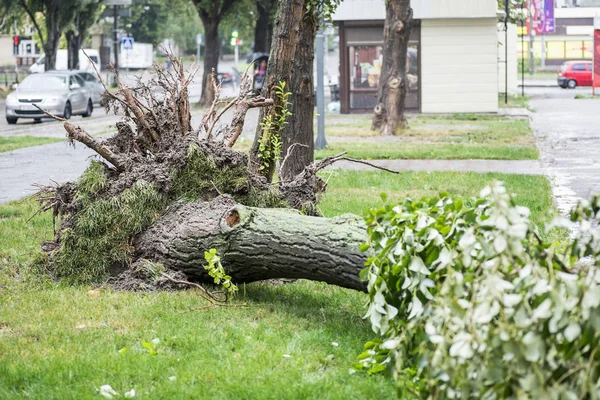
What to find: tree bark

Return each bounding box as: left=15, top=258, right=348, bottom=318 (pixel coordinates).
left=372, top=0, right=412, bottom=136
left=249, top=0, right=305, bottom=181
left=199, top=17, right=220, bottom=106
left=253, top=0, right=273, bottom=53
left=280, top=5, right=317, bottom=182
left=43, top=2, right=62, bottom=71
left=135, top=195, right=367, bottom=291
left=66, top=31, right=80, bottom=70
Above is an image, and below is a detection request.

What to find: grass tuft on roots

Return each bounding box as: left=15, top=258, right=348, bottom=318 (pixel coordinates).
left=53, top=180, right=166, bottom=283
left=172, top=144, right=249, bottom=200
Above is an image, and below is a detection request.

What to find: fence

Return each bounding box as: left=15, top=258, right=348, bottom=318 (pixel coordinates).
left=0, top=69, right=28, bottom=88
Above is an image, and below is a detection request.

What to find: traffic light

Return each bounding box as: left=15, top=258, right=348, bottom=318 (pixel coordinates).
left=230, top=30, right=239, bottom=47
left=13, top=35, right=19, bottom=55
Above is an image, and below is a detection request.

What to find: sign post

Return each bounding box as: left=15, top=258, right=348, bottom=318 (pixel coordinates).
left=594, top=15, right=600, bottom=96
left=122, top=37, right=133, bottom=74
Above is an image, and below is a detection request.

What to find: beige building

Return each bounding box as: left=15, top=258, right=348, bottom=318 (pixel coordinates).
left=333, top=0, right=517, bottom=114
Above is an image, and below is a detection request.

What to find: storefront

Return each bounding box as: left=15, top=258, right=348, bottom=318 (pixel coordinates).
left=334, top=0, right=502, bottom=114
left=338, top=20, right=420, bottom=113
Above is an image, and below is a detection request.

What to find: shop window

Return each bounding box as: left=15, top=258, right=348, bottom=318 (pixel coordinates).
left=546, top=41, right=565, bottom=59
left=566, top=41, right=585, bottom=59
left=348, top=43, right=419, bottom=110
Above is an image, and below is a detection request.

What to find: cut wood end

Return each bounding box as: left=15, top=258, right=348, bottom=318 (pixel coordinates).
left=226, top=210, right=241, bottom=228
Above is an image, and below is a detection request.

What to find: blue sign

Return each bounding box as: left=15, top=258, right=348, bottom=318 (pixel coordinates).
left=122, top=37, right=134, bottom=50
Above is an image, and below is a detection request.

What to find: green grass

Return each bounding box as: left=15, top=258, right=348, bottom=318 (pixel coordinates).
left=314, top=113, right=537, bottom=160
left=498, top=94, right=530, bottom=109
left=316, top=142, right=538, bottom=160
left=0, top=170, right=556, bottom=399
left=0, top=136, right=63, bottom=153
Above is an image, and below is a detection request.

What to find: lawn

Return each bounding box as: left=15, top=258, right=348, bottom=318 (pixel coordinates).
left=0, top=136, right=63, bottom=153
left=314, top=113, right=538, bottom=160
left=0, top=170, right=555, bottom=399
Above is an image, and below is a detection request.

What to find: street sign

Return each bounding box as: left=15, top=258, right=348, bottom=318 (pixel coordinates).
left=196, top=34, right=203, bottom=46
left=101, top=8, right=131, bottom=18
left=122, top=37, right=134, bottom=50
left=105, top=0, right=132, bottom=5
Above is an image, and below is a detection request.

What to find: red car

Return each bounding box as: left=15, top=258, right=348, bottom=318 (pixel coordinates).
left=558, top=61, right=593, bottom=89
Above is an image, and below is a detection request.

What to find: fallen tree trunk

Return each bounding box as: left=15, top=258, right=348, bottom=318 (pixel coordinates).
left=135, top=195, right=368, bottom=291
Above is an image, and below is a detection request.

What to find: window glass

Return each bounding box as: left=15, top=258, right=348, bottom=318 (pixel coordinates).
left=348, top=43, right=419, bottom=109
left=546, top=41, right=565, bottom=59
left=74, top=75, right=85, bottom=86
left=20, top=74, right=66, bottom=90
left=566, top=42, right=585, bottom=59
left=572, top=63, right=587, bottom=71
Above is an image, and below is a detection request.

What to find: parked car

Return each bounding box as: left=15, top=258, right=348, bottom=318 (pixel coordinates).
left=5, top=71, right=94, bottom=124
left=29, top=49, right=101, bottom=74
left=76, top=71, right=104, bottom=105
left=558, top=61, right=593, bottom=89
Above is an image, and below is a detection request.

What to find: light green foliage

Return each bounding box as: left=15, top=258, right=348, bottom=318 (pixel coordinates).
left=258, top=81, right=291, bottom=172
left=54, top=179, right=166, bottom=283
left=307, top=0, right=341, bottom=22
left=204, top=249, right=237, bottom=294
left=358, top=182, right=600, bottom=399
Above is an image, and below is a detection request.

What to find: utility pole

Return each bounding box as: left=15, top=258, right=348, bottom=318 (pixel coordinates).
left=315, top=26, right=326, bottom=150
left=113, top=5, right=119, bottom=71
left=504, top=0, right=509, bottom=104
left=521, top=1, right=525, bottom=96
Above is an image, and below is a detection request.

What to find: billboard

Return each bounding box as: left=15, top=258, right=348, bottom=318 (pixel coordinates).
left=530, top=0, right=555, bottom=35
left=594, top=18, right=600, bottom=94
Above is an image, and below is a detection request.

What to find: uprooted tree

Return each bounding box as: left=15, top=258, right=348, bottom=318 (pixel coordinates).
left=34, top=55, right=389, bottom=291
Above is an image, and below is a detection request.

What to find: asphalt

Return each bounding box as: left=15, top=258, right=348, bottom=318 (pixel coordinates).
left=528, top=86, right=600, bottom=214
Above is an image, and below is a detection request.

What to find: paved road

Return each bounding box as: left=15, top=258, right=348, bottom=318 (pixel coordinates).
left=527, top=86, right=600, bottom=214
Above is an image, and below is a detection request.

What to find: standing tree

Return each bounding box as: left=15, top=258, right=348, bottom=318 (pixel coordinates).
left=18, top=0, right=78, bottom=71
left=253, top=0, right=274, bottom=53
left=66, top=0, right=103, bottom=70
left=192, top=0, right=241, bottom=106
left=249, top=0, right=340, bottom=182
left=371, top=0, right=412, bottom=136
left=248, top=0, right=305, bottom=181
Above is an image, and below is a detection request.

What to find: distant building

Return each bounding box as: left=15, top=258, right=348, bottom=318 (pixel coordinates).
left=333, top=0, right=517, bottom=114
left=522, top=6, right=600, bottom=68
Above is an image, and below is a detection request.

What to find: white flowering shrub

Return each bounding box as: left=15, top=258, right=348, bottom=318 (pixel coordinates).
left=358, top=182, right=600, bottom=399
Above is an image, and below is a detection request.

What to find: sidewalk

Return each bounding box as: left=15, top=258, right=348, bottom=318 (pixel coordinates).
left=519, top=79, right=556, bottom=88
left=327, top=159, right=544, bottom=175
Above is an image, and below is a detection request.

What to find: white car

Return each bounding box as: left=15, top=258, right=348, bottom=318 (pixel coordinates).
left=5, top=71, right=93, bottom=124
left=29, top=49, right=101, bottom=74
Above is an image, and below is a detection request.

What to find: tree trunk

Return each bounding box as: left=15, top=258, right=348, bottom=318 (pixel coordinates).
left=67, top=31, right=80, bottom=70
left=280, top=5, right=317, bottom=182
left=199, top=17, right=220, bottom=106
left=253, top=0, right=273, bottom=53
left=249, top=0, right=305, bottom=181
left=372, top=0, right=412, bottom=136
left=135, top=195, right=367, bottom=291
left=43, top=2, right=62, bottom=71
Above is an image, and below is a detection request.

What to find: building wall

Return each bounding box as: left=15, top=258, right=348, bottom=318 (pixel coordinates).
left=498, top=23, right=518, bottom=94
left=0, top=36, right=15, bottom=66
left=334, top=0, right=496, bottom=22
left=420, top=18, right=499, bottom=113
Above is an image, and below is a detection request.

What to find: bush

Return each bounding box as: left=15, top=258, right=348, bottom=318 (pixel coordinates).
left=357, top=182, right=600, bottom=399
